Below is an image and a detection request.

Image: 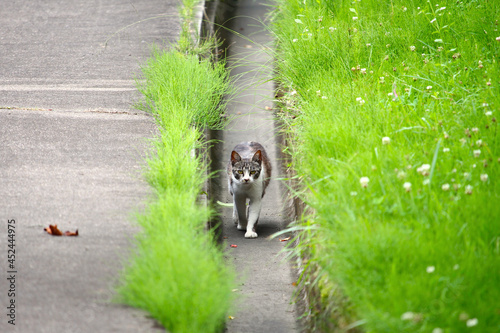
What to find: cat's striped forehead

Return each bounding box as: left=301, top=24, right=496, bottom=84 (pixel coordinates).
left=232, top=161, right=261, bottom=171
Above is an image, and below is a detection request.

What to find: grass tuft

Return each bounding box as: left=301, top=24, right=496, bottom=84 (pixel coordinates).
left=116, top=2, right=235, bottom=332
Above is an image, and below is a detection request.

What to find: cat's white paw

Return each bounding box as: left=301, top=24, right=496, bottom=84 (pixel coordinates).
left=245, top=230, right=258, bottom=238
left=237, top=224, right=245, bottom=230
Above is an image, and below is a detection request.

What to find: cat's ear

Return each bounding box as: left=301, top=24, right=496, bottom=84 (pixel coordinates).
left=231, top=151, right=241, bottom=165
left=252, top=150, right=262, bottom=164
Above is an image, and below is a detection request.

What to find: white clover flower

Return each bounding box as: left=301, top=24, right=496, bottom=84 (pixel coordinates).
left=410, top=45, right=416, bottom=51
left=329, top=27, right=337, bottom=32
left=444, top=132, right=449, bottom=139
left=476, top=139, right=483, bottom=146
left=465, top=185, right=473, bottom=195
left=382, top=137, right=391, bottom=145
left=401, top=312, right=415, bottom=320
left=379, top=76, right=385, bottom=83
left=360, top=177, right=370, bottom=188
left=434, top=38, right=443, bottom=43
left=293, top=38, right=298, bottom=43
left=485, top=111, right=492, bottom=116
left=356, top=97, right=362, bottom=102
left=423, top=179, right=430, bottom=185
left=403, top=182, right=412, bottom=192
left=397, top=171, right=406, bottom=180
left=471, top=127, right=479, bottom=133
left=443, top=147, right=450, bottom=153
left=483, top=102, right=489, bottom=107
left=473, top=149, right=481, bottom=158
left=426, top=266, right=435, bottom=273
left=388, top=92, right=394, bottom=97
left=366, top=43, right=372, bottom=47
left=350, top=191, right=358, bottom=196
left=466, top=318, right=478, bottom=327
left=442, top=183, right=450, bottom=191
left=496, top=36, right=500, bottom=42
left=480, top=174, right=488, bottom=182
left=352, top=16, right=358, bottom=21
left=426, top=85, right=433, bottom=90
left=321, top=95, right=328, bottom=99
left=360, top=68, right=367, bottom=74
left=417, top=164, right=431, bottom=176
left=463, top=172, right=470, bottom=179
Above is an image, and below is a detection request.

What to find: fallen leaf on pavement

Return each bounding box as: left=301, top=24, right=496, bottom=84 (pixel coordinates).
left=44, top=225, right=78, bottom=237
left=44, top=224, right=62, bottom=236
left=228, top=316, right=235, bottom=320
left=279, top=236, right=291, bottom=242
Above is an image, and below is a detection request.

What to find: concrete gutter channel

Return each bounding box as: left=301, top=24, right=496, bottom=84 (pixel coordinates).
left=201, top=1, right=300, bottom=332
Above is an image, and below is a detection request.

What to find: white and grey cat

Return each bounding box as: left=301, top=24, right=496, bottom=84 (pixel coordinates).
left=227, top=141, right=272, bottom=238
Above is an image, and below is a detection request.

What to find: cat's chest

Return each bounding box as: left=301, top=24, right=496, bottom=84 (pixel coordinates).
left=231, top=177, right=264, bottom=197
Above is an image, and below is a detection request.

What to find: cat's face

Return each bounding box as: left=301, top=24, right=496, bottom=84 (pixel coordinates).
left=231, top=150, right=262, bottom=185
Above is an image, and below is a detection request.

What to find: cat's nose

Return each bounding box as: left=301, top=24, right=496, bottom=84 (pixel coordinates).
left=243, top=178, right=249, bottom=183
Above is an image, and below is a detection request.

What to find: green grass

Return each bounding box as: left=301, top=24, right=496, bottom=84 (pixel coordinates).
left=272, top=0, right=500, bottom=332
left=116, top=2, right=236, bottom=332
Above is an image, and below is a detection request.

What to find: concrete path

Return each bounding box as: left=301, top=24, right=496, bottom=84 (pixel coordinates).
left=210, top=1, right=299, bottom=332
left=0, top=1, right=179, bottom=332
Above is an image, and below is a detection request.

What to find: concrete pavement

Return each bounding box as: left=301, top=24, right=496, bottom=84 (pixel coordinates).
left=1, top=1, right=179, bottom=332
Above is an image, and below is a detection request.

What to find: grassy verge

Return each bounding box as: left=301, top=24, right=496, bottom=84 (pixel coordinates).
left=116, top=2, right=235, bottom=332
left=272, top=0, right=500, bottom=332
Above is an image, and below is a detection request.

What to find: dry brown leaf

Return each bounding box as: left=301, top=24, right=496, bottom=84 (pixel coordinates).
left=44, top=224, right=63, bottom=236
left=44, top=224, right=78, bottom=237
left=279, top=236, right=291, bottom=242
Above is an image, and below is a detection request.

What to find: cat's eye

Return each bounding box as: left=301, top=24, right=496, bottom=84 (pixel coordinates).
left=237, top=170, right=244, bottom=174
left=250, top=171, right=256, bottom=175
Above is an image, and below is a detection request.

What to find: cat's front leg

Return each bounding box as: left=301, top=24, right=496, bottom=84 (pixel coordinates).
left=233, top=194, right=247, bottom=231
left=245, top=197, right=262, bottom=238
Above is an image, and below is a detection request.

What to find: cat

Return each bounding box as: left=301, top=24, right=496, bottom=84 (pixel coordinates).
left=227, top=141, right=272, bottom=238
